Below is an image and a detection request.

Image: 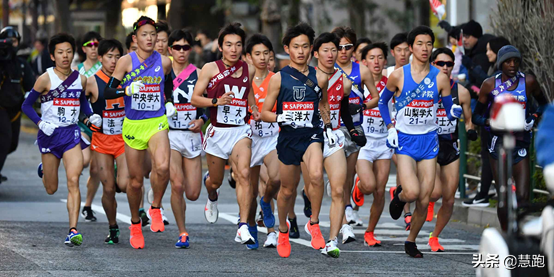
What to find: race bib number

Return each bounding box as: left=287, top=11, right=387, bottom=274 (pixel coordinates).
left=170, top=103, right=197, bottom=129
left=283, top=102, right=314, bottom=129
left=362, top=109, right=386, bottom=136
left=251, top=120, right=279, bottom=137
left=403, top=100, right=435, bottom=126
left=131, top=85, right=161, bottom=111
left=349, top=97, right=361, bottom=122
left=102, top=110, right=125, bottom=135
left=217, top=98, right=247, bottom=125
left=53, top=98, right=80, bottom=124
left=436, top=106, right=456, bottom=134
left=329, top=103, right=341, bottom=130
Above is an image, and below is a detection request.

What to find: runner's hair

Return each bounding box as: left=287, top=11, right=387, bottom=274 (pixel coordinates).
left=125, top=32, right=134, bottom=50
left=82, top=31, right=103, bottom=45
left=133, top=16, right=156, bottom=34
left=49, top=33, right=76, bottom=56
left=407, top=26, right=435, bottom=47
left=98, top=39, right=124, bottom=57
left=282, top=22, right=315, bottom=46
left=245, top=34, right=273, bottom=55
left=217, top=22, right=246, bottom=47
left=331, top=26, right=357, bottom=45
left=156, top=20, right=171, bottom=35
left=354, top=37, right=372, bottom=53
left=361, top=42, right=389, bottom=61
left=313, top=32, right=339, bottom=53
left=168, top=29, right=195, bottom=47
left=390, top=32, right=408, bottom=50
left=430, top=47, right=454, bottom=63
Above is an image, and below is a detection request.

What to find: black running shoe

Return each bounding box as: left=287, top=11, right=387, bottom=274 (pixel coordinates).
left=0, top=174, right=7, bottom=183
left=389, top=185, right=406, bottom=220
left=302, top=189, right=312, bottom=218
left=81, top=206, right=97, bottom=222
left=228, top=167, right=236, bottom=189
left=405, top=241, right=423, bottom=258
left=139, top=208, right=149, bottom=227
left=462, top=196, right=489, bottom=207
left=105, top=226, right=120, bottom=244
left=289, top=217, right=300, bottom=239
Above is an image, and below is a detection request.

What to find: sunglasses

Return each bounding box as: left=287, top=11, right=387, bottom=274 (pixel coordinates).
left=83, top=41, right=99, bottom=48
left=338, top=44, right=354, bottom=51
left=435, top=61, right=454, bottom=67
left=134, top=19, right=157, bottom=31
left=170, top=44, right=192, bottom=51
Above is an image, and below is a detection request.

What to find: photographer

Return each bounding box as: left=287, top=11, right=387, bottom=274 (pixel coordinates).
left=0, top=27, right=35, bottom=183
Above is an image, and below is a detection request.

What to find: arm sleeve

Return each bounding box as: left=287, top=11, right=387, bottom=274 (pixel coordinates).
left=21, top=88, right=42, bottom=125
left=196, top=107, right=206, bottom=120
left=104, top=77, right=126, bottom=99
left=378, top=87, right=394, bottom=126
left=340, top=95, right=355, bottom=131
left=441, top=95, right=456, bottom=121
left=164, top=74, right=174, bottom=103
left=79, top=88, right=93, bottom=117
left=472, top=101, right=488, bottom=126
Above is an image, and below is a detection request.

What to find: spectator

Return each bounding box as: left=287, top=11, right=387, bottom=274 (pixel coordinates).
left=461, top=20, right=494, bottom=91
left=485, top=36, right=511, bottom=76
left=31, top=38, right=53, bottom=76
left=195, top=29, right=219, bottom=64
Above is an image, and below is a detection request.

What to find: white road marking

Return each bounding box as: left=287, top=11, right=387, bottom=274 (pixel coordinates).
left=61, top=199, right=132, bottom=224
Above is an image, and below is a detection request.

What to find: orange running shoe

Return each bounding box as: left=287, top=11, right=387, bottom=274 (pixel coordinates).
left=277, top=231, right=291, bottom=258
left=148, top=207, right=165, bottom=233
left=129, top=223, right=145, bottom=249
left=352, top=177, right=364, bottom=207
left=404, top=212, right=412, bottom=231
left=426, top=202, right=435, bottom=222
left=363, top=231, right=381, bottom=247
left=428, top=233, right=444, bottom=252
left=389, top=186, right=396, bottom=201
left=304, top=222, right=326, bottom=250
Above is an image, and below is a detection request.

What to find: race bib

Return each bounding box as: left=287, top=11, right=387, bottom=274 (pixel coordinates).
left=283, top=102, right=314, bottom=129
left=349, top=97, right=361, bottom=122
left=131, top=85, right=162, bottom=111
left=329, top=103, right=341, bottom=129
left=251, top=120, right=279, bottom=137
left=216, top=98, right=247, bottom=125
left=53, top=98, right=80, bottom=124
left=436, top=105, right=456, bottom=135
left=170, top=103, right=197, bottom=129
left=102, top=110, right=125, bottom=135
left=402, top=99, right=435, bottom=126
left=362, top=109, right=386, bottom=136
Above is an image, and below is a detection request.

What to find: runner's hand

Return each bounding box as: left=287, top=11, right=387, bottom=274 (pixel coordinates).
left=125, top=80, right=144, bottom=96
left=217, top=92, right=234, bottom=106
left=386, top=128, right=398, bottom=148
left=350, top=128, right=367, bottom=147
left=524, top=114, right=536, bottom=131
left=188, top=119, right=203, bottom=133
left=38, top=121, right=58, bottom=136
left=349, top=103, right=364, bottom=115
left=276, top=111, right=294, bottom=123
left=88, top=114, right=102, bottom=127
left=251, top=110, right=261, bottom=121
left=450, top=104, right=463, bottom=119
left=165, top=102, right=177, bottom=118
left=324, top=124, right=337, bottom=146
left=467, top=129, right=478, bottom=141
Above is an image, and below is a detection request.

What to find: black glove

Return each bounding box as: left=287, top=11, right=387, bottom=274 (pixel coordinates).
left=349, top=103, right=364, bottom=115
left=438, top=20, right=452, bottom=32
left=350, top=128, right=367, bottom=147
left=462, top=55, right=473, bottom=69
left=467, top=129, right=478, bottom=141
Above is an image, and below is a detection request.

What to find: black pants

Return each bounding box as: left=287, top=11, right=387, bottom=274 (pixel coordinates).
left=476, top=126, right=494, bottom=200
left=0, top=108, right=22, bottom=174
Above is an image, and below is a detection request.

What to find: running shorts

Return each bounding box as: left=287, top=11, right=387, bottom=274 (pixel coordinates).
left=169, top=129, right=202, bottom=159
left=339, top=125, right=364, bottom=157
left=203, top=124, right=252, bottom=160
left=358, top=137, right=393, bottom=162
left=91, top=132, right=125, bottom=158
left=395, top=131, right=439, bottom=162
left=323, top=129, right=345, bottom=159
left=251, top=134, right=278, bottom=167
left=277, top=128, right=324, bottom=166
left=488, top=134, right=530, bottom=165
left=122, top=115, right=169, bottom=150
left=37, top=124, right=81, bottom=159
left=437, top=139, right=460, bottom=166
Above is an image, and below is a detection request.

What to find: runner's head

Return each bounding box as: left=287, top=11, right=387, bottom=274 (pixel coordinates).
left=430, top=47, right=454, bottom=77
left=125, top=32, right=138, bottom=53
left=48, top=33, right=75, bottom=70
left=313, top=32, right=339, bottom=70
left=168, top=29, right=194, bottom=65
left=282, top=22, right=315, bottom=66
left=155, top=20, right=170, bottom=56
left=486, top=36, right=510, bottom=64
left=354, top=37, right=371, bottom=63
left=331, top=26, right=356, bottom=65
left=98, top=39, right=123, bottom=75
left=246, top=34, right=273, bottom=71
left=390, top=32, right=410, bottom=66
left=361, top=42, right=388, bottom=76
left=217, top=22, right=246, bottom=64
left=268, top=50, right=275, bottom=72
left=496, top=45, right=521, bottom=78
left=407, top=26, right=434, bottom=63
left=80, top=31, right=102, bottom=62
left=132, top=16, right=157, bottom=53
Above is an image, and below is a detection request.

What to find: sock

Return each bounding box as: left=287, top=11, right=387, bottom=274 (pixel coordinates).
left=310, top=220, right=319, bottom=225
left=83, top=206, right=91, bottom=210
left=345, top=204, right=352, bottom=209
left=109, top=224, right=119, bottom=229
left=238, top=222, right=247, bottom=228
left=289, top=217, right=296, bottom=222
left=131, top=220, right=141, bottom=225
left=69, top=227, right=77, bottom=233
left=280, top=229, right=288, bottom=234
left=139, top=208, right=145, bottom=212
left=151, top=206, right=160, bottom=209
left=209, top=193, right=218, bottom=202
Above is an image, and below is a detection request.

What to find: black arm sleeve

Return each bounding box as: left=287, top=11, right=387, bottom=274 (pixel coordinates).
left=104, top=77, right=126, bottom=99
left=165, top=74, right=174, bottom=103
left=196, top=107, right=205, bottom=119
left=472, top=101, right=488, bottom=126
left=340, top=95, right=355, bottom=131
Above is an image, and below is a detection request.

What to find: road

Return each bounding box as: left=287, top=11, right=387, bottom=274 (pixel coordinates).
left=0, top=130, right=482, bottom=276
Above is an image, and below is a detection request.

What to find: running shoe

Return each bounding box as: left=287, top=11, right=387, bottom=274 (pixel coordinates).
left=228, top=167, right=236, bottom=189
left=175, top=233, right=190, bottom=249
left=426, top=202, right=435, bottom=222
left=345, top=205, right=355, bottom=225
left=304, top=222, right=325, bottom=250
left=0, top=174, right=7, bottom=182
left=104, top=226, right=120, bottom=244
left=147, top=207, right=165, bottom=232
left=389, top=185, right=406, bottom=220
left=404, top=212, right=412, bottom=231
left=129, top=222, right=144, bottom=249
left=204, top=197, right=219, bottom=224
left=161, top=207, right=170, bottom=225
left=352, top=209, right=363, bottom=226
left=246, top=225, right=259, bottom=250
left=405, top=241, right=423, bottom=258
left=462, top=196, right=490, bottom=207
left=263, top=231, right=277, bottom=248
left=363, top=231, right=381, bottom=247
left=289, top=217, right=300, bottom=239
left=81, top=206, right=97, bottom=222
left=302, top=189, right=312, bottom=218
left=352, top=176, right=364, bottom=207
left=256, top=210, right=265, bottom=227
left=259, top=197, right=275, bottom=228
left=139, top=208, right=149, bottom=227
left=389, top=186, right=396, bottom=200
left=340, top=224, right=356, bottom=244
left=321, top=238, right=340, bottom=258
left=428, top=232, right=444, bottom=252
left=37, top=163, right=43, bottom=178
left=277, top=231, right=291, bottom=258
left=64, top=229, right=82, bottom=247
left=235, top=224, right=256, bottom=244
left=147, top=188, right=154, bottom=205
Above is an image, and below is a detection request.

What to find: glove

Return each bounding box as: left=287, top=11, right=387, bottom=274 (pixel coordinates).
left=125, top=80, right=144, bottom=96
left=324, top=124, right=338, bottom=146
left=165, top=102, right=177, bottom=118
left=276, top=111, right=294, bottom=123
left=350, top=128, right=367, bottom=147
left=348, top=103, right=364, bottom=115
left=386, top=128, right=398, bottom=148
left=467, top=129, right=478, bottom=141
left=461, top=55, right=473, bottom=69
left=450, top=104, right=463, bottom=119
left=524, top=114, right=537, bottom=131
left=87, top=114, right=102, bottom=132
left=38, top=121, right=58, bottom=136
left=438, top=20, right=452, bottom=32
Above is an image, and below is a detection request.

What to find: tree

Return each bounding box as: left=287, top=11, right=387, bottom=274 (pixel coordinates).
left=52, top=0, right=71, bottom=33
left=261, top=0, right=282, bottom=52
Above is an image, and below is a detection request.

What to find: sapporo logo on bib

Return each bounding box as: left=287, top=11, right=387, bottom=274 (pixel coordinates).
left=283, top=102, right=314, bottom=128
left=54, top=98, right=80, bottom=124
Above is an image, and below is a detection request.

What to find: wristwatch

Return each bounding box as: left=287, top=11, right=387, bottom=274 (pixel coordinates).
left=212, top=97, right=218, bottom=107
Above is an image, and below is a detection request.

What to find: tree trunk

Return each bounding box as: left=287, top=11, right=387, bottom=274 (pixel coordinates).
left=52, top=0, right=71, bottom=33
left=167, top=0, right=185, bottom=31
left=30, top=0, right=38, bottom=41
left=261, top=0, right=282, bottom=52
left=3, top=0, right=9, bottom=27
left=288, top=0, right=300, bottom=26
left=41, top=0, right=47, bottom=30
left=347, top=0, right=366, bottom=38
left=157, top=0, right=166, bottom=21
left=105, top=0, right=122, bottom=40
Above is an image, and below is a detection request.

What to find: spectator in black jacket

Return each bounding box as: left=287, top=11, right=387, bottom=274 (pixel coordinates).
left=461, top=20, right=494, bottom=92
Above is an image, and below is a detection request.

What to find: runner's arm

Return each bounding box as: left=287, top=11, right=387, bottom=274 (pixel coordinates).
left=317, top=72, right=331, bottom=126
left=472, top=77, right=494, bottom=126
left=361, top=65, right=380, bottom=109
left=261, top=73, right=281, bottom=123
left=86, top=75, right=99, bottom=103
left=79, top=75, right=93, bottom=117
left=191, top=62, right=217, bottom=108
left=438, top=72, right=458, bottom=121
left=340, top=79, right=355, bottom=131
left=21, top=73, right=49, bottom=125
left=164, top=73, right=174, bottom=103
left=458, top=84, right=474, bottom=131
left=379, top=69, right=399, bottom=129
left=527, top=74, right=549, bottom=119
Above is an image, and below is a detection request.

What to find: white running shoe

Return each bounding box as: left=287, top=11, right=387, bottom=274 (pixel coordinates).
left=147, top=188, right=154, bottom=205
left=340, top=224, right=356, bottom=244
left=204, top=198, right=219, bottom=223
left=321, top=237, right=340, bottom=258
left=345, top=206, right=355, bottom=224
left=263, top=231, right=278, bottom=248
left=352, top=210, right=363, bottom=226
left=161, top=207, right=169, bottom=225
left=235, top=224, right=255, bottom=244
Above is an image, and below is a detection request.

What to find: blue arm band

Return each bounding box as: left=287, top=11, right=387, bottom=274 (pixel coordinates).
left=378, top=87, right=394, bottom=126
left=80, top=89, right=93, bottom=117
left=21, top=88, right=42, bottom=125
left=441, top=95, right=456, bottom=121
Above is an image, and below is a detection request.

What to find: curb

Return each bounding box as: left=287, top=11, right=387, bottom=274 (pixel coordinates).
left=433, top=198, right=500, bottom=229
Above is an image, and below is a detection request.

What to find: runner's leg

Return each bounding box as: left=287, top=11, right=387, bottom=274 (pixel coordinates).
left=42, top=153, right=61, bottom=195
left=325, top=150, right=346, bottom=240
left=407, top=158, right=436, bottom=242
left=277, top=163, right=301, bottom=232
left=96, top=151, right=117, bottom=225
left=170, top=150, right=187, bottom=234
left=124, top=145, right=146, bottom=223
left=230, top=138, right=253, bottom=224
left=366, top=159, right=391, bottom=233
left=115, top=154, right=129, bottom=193
left=303, top=143, right=324, bottom=223
left=431, top=160, right=459, bottom=237
left=147, top=130, right=170, bottom=207
left=62, top=144, right=84, bottom=229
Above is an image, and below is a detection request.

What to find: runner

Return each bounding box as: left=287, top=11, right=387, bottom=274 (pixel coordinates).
left=103, top=16, right=174, bottom=249
left=353, top=37, right=371, bottom=64
left=352, top=42, right=394, bottom=247
left=155, top=21, right=170, bottom=57
left=21, top=33, right=102, bottom=246
left=190, top=23, right=260, bottom=246
left=379, top=26, right=462, bottom=258
left=426, top=47, right=477, bottom=251
left=331, top=26, right=380, bottom=230
left=260, top=22, right=335, bottom=258
left=268, top=50, right=276, bottom=72
left=85, top=39, right=129, bottom=244
left=472, top=45, right=548, bottom=231
left=126, top=32, right=138, bottom=53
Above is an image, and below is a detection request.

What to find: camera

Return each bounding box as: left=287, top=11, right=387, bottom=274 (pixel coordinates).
left=0, top=38, right=15, bottom=61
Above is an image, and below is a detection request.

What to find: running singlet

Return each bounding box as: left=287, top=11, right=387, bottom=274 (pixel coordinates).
left=78, top=61, right=102, bottom=78
left=436, top=80, right=459, bottom=140
left=321, top=70, right=344, bottom=130
left=336, top=62, right=363, bottom=125
left=122, top=51, right=165, bottom=120
left=276, top=66, right=321, bottom=133
left=362, top=76, right=389, bottom=138
left=169, top=68, right=198, bottom=130
left=40, top=68, right=83, bottom=127
left=207, top=60, right=250, bottom=127
left=394, top=65, right=440, bottom=135
left=489, top=72, right=529, bottom=141
left=92, top=70, right=125, bottom=135
left=251, top=71, right=279, bottom=137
